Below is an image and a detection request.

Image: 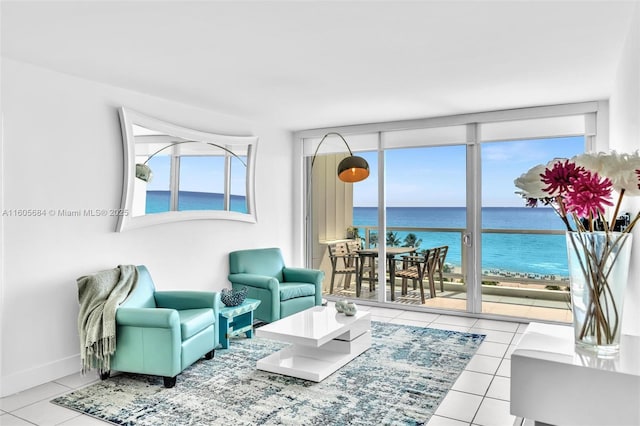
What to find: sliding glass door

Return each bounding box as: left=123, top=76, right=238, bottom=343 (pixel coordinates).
left=302, top=102, right=602, bottom=321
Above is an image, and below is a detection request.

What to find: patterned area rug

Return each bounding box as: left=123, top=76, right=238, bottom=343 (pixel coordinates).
left=53, top=321, right=485, bottom=425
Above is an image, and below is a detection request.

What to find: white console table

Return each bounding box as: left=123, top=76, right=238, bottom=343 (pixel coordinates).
left=511, top=323, right=640, bottom=426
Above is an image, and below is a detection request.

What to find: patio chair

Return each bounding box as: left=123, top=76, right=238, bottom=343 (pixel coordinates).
left=395, top=247, right=440, bottom=303
left=434, top=245, right=449, bottom=292
left=328, top=242, right=360, bottom=294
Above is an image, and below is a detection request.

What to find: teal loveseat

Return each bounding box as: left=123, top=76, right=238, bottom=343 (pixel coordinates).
left=106, top=265, right=220, bottom=387
left=228, top=248, right=324, bottom=323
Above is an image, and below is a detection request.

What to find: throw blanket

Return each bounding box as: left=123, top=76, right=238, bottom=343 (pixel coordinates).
left=77, top=265, right=138, bottom=374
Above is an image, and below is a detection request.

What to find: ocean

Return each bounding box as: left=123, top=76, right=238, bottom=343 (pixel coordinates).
left=147, top=191, right=569, bottom=276
left=146, top=191, right=247, bottom=214
left=354, top=206, right=569, bottom=277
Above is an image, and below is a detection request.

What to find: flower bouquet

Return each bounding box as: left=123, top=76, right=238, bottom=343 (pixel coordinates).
left=515, top=151, right=640, bottom=355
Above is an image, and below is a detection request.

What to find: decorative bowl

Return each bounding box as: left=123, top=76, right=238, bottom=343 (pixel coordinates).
left=221, top=287, right=248, bottom=307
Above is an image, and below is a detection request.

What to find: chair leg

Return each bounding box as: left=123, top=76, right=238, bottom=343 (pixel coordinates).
left=369, top=258, right=376, bottom=291
left=428, top=274, right=436, bottom=299
left=330, top=272, right=336, bottom=294
left=163, top=376, right=177, bottom=388
left=439, top=270, right=444, bottom=292
left=344, top=272, right=352, bottom=290
left=418, top=279, right=426, bottom=304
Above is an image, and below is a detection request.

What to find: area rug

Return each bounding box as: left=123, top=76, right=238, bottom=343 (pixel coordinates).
left=52, top=321, right=485, bottom=425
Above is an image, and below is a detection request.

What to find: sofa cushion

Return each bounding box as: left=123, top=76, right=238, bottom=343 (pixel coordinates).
left=178, top=308, right=214, bottom=340
left=279, top=283, right=316, bottom=301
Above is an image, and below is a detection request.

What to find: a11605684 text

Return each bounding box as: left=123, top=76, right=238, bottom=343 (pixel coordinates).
left=2, top=209, right=129, bottom=217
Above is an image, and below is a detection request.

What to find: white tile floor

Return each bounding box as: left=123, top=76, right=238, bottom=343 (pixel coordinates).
left=0, top=305, right=527, bottom=425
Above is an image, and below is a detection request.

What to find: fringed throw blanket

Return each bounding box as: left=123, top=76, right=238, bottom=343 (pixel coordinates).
left=77, top=265, right=138, bottom=374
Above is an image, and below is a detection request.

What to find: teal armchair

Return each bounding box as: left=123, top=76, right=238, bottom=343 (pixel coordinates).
left=106, top=265, right=220, bottom=388
left=228, top=248, right=324, bottom=323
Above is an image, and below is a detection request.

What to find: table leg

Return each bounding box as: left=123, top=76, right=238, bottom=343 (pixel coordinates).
left=357, top=258, right=363, bottom=297
left=219, top=316, right=230, bottom=349
left=354, top=256, right=361, bottom=297
left=388, top=256, right=395, bottom=301
left=245, top=311, right=255, bottom=339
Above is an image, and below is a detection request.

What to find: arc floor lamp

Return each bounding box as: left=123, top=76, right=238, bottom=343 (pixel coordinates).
left=308, top=132, right=369, bottom=306
left=135, top=140, right=246, bottom=183
left=311, top=132, right=370, bottom=183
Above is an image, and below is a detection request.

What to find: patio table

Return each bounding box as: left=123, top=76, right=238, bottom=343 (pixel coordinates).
left=356, top=247, right=416, bottom=301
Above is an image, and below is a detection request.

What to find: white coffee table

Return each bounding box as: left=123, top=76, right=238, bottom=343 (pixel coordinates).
left=255, top=306, right=371, bottom=382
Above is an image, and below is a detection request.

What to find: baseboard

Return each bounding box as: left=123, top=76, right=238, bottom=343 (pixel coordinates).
left=0, top=353, right=80, bottom=397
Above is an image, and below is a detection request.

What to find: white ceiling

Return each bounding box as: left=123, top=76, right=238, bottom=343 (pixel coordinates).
left=1, top=1, right=637, bottom=131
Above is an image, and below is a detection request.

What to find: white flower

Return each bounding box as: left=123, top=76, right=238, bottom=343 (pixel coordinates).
left=604, top=151, right=640, bottom=195
left=514, top=164, right=548, bottom=199
left=574, top=151, right=640, bottom=195
left=572, top=152, right=606, bottom=174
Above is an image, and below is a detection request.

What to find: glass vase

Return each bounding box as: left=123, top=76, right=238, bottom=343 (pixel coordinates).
left=566, top=231, right=632, bottom=357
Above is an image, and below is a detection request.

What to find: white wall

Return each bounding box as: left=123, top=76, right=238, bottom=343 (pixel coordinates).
left=0, top=58, right=296, bottom=396
left=609, top=3, right=640, bottom=337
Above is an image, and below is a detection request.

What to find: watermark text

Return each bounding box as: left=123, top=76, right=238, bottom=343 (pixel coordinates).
left=2, top=208, right=129, bottom=218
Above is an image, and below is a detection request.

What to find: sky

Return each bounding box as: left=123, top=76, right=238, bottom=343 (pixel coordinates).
left=353, top=136, right=585, bottom=207
left=146, top=155, right=247, bottom=195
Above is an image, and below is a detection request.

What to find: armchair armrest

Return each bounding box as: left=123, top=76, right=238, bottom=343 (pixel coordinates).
left=116, top=307, right=179, bottom=328
left=155, top=291, right=221, bottom=315
left=283, top=267, right=324, bottom=285
left=228, top=273, right=279, bottom=291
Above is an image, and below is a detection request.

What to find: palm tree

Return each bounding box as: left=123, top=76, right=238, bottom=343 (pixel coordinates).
left=386, top=231, right=402, bottom=247
left=403, top=233, right=422, bottom=248
left=369, top=233, right=379, bottom=247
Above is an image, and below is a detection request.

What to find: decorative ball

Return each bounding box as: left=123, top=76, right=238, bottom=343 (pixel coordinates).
left=221, top=287, right=248, bottom=307
left=335, top=299, right=349, bottom=313
left=343, top=302, right=358, bottom=316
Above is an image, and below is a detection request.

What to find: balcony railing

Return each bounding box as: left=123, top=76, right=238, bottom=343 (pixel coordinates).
left=358, top=225, right=569, bottom=291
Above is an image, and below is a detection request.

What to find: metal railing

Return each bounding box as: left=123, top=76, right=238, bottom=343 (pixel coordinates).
left=358, top=225, right=570, bottom=291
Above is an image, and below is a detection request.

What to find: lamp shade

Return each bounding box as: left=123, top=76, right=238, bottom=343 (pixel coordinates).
left=136, top=163, right=153, bottom=182
left=337, top=155, right=370, bottom=183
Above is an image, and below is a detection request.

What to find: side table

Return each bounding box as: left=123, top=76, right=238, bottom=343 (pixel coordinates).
left=219, top=298, right=261, bottom=349
left=511, top=322, right=640, bottom=425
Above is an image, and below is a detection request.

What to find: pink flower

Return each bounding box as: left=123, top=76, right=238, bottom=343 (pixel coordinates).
left=541, top=160, right=584, bottom=197
left=565, top=171, right=613, bottom=219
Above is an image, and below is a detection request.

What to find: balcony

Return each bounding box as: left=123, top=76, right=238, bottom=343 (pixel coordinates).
left=320, top=226, right=573, bottom=323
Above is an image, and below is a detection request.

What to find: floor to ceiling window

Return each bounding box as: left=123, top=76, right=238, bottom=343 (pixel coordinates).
left=301, top=102, right=603, bottom=321
left=383, top=145, right=467, bottom=311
